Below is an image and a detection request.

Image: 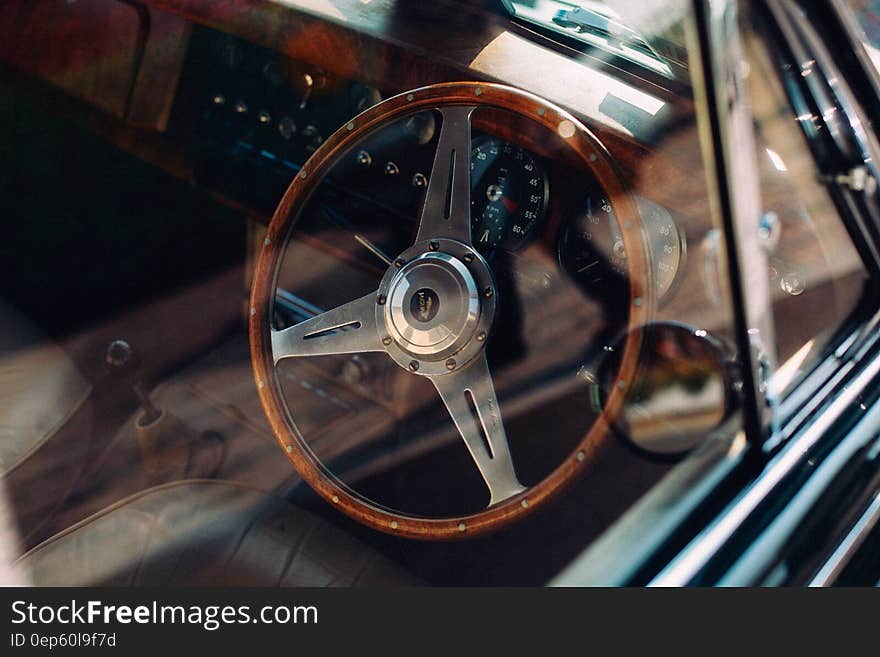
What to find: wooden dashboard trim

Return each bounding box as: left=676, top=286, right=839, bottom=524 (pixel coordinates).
left=135, top=0, right=691, bottom=146
left=0, top=0, right=147, bottom=120
left=0, top=0, right=697, bottom=217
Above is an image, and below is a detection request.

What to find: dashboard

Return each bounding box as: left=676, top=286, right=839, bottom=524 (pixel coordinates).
left=164, top=25, right=727, bottom=478
left=173, top=27, right=688, bottom=309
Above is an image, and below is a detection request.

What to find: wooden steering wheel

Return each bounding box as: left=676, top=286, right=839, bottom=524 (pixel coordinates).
left=250, top=82, right=649, bottom=539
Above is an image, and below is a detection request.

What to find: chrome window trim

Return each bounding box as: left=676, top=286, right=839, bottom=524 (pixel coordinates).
left=829, top=0, right=880, bottom=137
left=650, top=347, right=880, bottom=585
left=808, top=490, right=880, bottom=586
left=716, top=405, right=880, bottom=585
left=768, top=0, right=880, bottom=257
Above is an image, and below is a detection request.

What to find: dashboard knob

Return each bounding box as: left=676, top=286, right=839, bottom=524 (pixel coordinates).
left=278, top=117, right=296, bottom=140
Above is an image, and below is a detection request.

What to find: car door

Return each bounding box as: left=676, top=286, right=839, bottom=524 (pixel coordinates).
left=555, top=0, right=880, bottom=586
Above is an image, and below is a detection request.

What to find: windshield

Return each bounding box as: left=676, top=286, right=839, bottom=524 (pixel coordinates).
left=503, top=0, right=690, bottom=81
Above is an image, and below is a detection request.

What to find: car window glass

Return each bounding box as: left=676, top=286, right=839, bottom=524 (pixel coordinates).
left=842, top=0, right=880, bottom=77
left=740, top=14, right=869, bottom=399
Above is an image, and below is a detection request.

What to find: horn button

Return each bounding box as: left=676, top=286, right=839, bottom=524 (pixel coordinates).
left=389, top=256, right=477, bottom=350
left=377, top=238, right=496, bottom=376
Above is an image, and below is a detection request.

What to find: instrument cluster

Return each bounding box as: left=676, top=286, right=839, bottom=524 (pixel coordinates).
left=465, top=135, right=687, bottom=308
left=178, top=25, right=689, bottom=311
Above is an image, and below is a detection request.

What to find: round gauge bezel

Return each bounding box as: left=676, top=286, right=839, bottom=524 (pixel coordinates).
left=557, top=184, right=686, bottom=305
left=469, top=133, right=551, bottom=254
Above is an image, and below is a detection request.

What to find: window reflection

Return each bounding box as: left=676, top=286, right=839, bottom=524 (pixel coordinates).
left=742, top=20, right=869, bottom=398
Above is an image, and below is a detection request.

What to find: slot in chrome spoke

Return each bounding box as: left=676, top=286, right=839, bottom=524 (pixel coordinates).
left=271, top=292, right=383, bottom=363
left=430, top=352, right=525, bottom=506
left=414, top=105, right=475, bottom=245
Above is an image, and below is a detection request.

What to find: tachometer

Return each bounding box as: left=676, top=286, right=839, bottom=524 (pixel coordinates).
left=559, top=189, right=684, bottom=302
left=470, top=135, right=548, bottom=253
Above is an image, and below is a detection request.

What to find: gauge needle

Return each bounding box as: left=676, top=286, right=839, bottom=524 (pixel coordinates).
left=500, top=196, right=519, bottom=213
left=354, top=234, right=392, bottom=266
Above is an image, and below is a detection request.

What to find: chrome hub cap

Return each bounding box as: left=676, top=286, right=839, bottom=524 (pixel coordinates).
left=377, top=238, right=496, bottom=376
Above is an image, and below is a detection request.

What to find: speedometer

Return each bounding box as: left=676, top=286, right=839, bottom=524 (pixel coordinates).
left=470, top=135, right=548, bottom=253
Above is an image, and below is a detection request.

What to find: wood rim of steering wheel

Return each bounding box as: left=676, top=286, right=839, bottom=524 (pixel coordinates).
left=249, top=81, right=651, bottom=540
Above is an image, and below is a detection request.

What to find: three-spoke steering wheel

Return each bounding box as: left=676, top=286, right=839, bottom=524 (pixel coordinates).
left=250, top=82, right=649, bottom=539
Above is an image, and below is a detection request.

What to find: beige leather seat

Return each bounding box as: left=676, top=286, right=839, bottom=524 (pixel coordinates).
left=18, top=480, right=419, bottom=586
left=0, top=299, right=92, bottom=545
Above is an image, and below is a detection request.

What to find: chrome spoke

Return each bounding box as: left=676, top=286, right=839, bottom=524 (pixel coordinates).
left=414, top=105, right=475, bottom=244
left=430, top=353, right=525, bottom=506
left=271, top=292, right=383, bottom=363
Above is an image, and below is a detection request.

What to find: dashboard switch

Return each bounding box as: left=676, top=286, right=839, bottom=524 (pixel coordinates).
left=278, top=117, right=296, bottom=140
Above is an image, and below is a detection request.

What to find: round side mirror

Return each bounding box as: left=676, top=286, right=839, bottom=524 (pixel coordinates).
left=594, top=322, right=738, bottom=457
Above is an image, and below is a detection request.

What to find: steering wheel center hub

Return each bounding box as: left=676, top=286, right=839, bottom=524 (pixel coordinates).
left=378, top=238, right=496, bottom=375
left=387, top=252, right=479, bottom=352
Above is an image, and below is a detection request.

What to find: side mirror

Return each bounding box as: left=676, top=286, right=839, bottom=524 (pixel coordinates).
left=594, top=322, right=739, bottom=457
